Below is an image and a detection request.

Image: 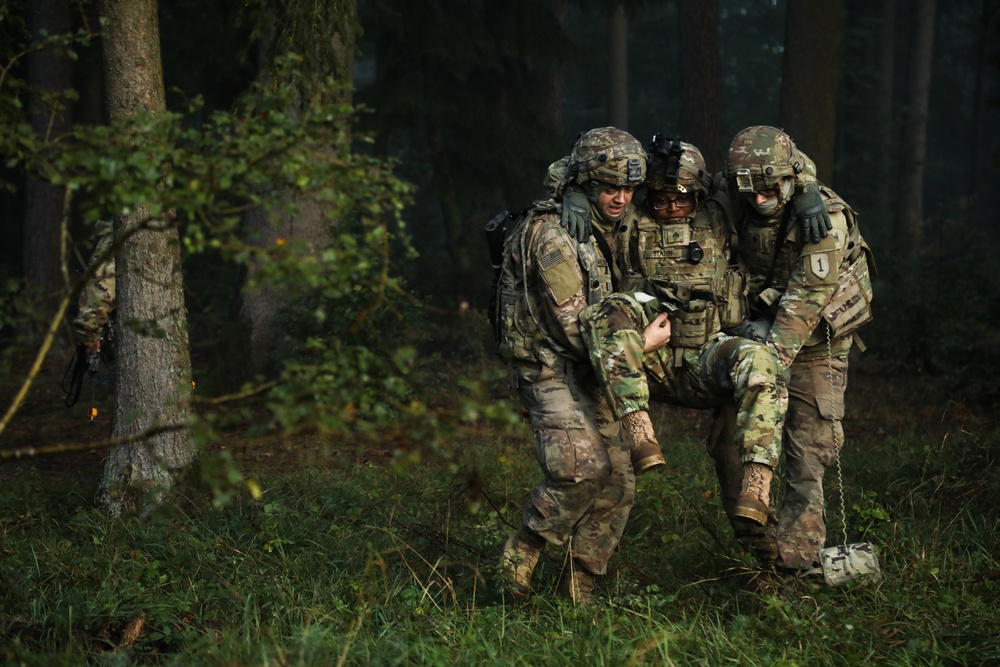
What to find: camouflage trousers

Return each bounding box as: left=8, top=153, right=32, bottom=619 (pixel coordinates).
left=710, top=335, right=852, bottom=569
left=579, top=293, right=786, bottom=468
left=510, top=359, right=635, bottom=576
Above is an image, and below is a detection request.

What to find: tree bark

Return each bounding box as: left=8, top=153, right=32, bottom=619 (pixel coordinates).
left=239, top=0, right=357, bottom=374
left=608, top=1, right=628, bottom=129
left=779, top=0, right=844, bottom=182
left=97, top=0, right=195, bottom=516
left=535, top=0, right=568, bottom=134
left=874, top=0, right=897, bottom=213
left=678, top=0, right=722, bottom=171
left=897, top=0, right=936, bottom=252
left=965, top=0, right=990, bottom=206
left=25, top=0, right=72, bottom=348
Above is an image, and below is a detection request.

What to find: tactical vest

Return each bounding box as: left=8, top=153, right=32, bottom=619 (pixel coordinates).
left=739, top=184, right=874, bottom=340
left=495, top=201, right=612, bottom=367
left=623, top=199, right=746, bottom=349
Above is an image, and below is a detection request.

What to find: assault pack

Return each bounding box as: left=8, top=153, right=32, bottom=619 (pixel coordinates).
left=484, top=209, right=528, bottom=349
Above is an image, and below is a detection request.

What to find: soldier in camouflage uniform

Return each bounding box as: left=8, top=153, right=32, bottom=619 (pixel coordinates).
left=496, top=127, right=654, bottom=604
left=73, top=219, right=116, bottom=353
left=576, top=137, right=788, bottom=528
left=719, top=126, right=875, bottom=572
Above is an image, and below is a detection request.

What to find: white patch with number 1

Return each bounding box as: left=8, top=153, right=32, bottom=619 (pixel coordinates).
left=810, top=252, right=831, bottom=280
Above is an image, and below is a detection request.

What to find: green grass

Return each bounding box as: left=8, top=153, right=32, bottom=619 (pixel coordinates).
left=1, top=347, right=998, bottom=665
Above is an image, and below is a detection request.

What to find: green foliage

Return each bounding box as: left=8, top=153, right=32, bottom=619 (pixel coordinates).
left=0, top=46, right=496, bottom=462
left=2, top=398, right=999, bottom=665
left=850, top=490, right=892, bottom=541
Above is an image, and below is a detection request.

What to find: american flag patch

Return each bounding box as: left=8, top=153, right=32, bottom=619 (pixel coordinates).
left=539, top=248, right=565, bottom=271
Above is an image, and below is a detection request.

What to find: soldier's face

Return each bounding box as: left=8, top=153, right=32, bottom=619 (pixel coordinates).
left=648, top=190, right=696, bottom=222
left=596, top=184, right=635, bottom=222
left=748, top=177, right=790, bottom=216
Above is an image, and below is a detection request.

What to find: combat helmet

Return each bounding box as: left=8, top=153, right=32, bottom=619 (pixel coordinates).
left=726, top=125, right=810, bottom=200
left=569, top=127, right=647, bottom=187
left=646, top=134, right=710, bottom=199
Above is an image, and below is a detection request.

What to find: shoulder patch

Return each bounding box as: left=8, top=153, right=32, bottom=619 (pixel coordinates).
left=539, top=248, right=566, bottom=271
left=539, top=245, right=582, bottom=305
left=809, top=252, right=832, bottom=279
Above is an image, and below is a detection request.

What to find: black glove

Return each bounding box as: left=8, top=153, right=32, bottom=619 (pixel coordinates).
left=560, top=187, right=591, bottom=243
left=791, top=182, right=832, bottom=244
left=732, top=318, right=772, bottom=344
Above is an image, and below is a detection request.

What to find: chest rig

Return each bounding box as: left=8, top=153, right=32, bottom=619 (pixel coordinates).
left=738, top=186, right=873, bottom=341
left=625, top=204, right=732, bottom=352
left=740, top=214, right=800, bottom=311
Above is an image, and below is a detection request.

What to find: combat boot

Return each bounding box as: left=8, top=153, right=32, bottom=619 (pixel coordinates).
left=500, top=527, right=545, bottom=599
left=559, top=559, right=596, bottom=605
left=734, top=462, right=773, bottom=526
left=621, top=409, right=665, bottom=474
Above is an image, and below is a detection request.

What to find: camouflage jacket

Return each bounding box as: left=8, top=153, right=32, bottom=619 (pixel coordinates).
left=73, top=220, right=116, bottom=343
left=496, top=199, right=631, bottom=368
left=735, top=184, right=874, bottom=370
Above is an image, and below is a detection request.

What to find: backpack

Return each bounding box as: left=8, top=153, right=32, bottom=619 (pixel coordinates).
left=484, top=209, right=528, bottom=350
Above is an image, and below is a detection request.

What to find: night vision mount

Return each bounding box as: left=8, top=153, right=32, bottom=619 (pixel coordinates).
left=648, top=133, right=684, bottom=188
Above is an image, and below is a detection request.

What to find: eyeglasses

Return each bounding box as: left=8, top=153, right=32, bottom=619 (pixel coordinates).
left=650, top=194, right=695, bottom=211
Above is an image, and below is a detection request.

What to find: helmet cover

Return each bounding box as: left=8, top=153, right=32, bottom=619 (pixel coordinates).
left=569, top=127, right=647, bottom=187
left=726, top=125, right=806, bottom=195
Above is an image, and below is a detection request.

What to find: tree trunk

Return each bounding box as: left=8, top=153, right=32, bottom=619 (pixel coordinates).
left=678, top=0, right=722, bottom=170
left=239, top=0, right=357, bottom=374
left=965, top=0, right=990, bottom=207
left=608, top=1, right=628, bottom=129
left=97, top=0, right=195, bottom=516
left=427, top=120, right=473, bottom=278
left=25, top=0, right=72, bottom=350
left=897, top=0, right=936, bottom=252
left=874, top=0, right=897, bottom=213
left=779, top=0, right=844, bottom=181
left=535, top=0, right=568, bottom=133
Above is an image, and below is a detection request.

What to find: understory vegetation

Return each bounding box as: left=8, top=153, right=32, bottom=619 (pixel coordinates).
left=1, top=313, right=997, bottom=666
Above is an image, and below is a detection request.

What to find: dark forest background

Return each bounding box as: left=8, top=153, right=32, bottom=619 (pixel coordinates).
left=1, top=2, right=999, bottom=661
left=2, top=0, right=999, bottom=411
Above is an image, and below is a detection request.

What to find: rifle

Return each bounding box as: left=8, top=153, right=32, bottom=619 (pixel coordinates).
left=87, top=347, right=100, bottom=421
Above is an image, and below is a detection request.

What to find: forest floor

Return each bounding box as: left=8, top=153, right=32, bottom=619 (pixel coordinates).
left=1, top=342, right=993, bottom=493
left=2, top=331, right=999, bottom=665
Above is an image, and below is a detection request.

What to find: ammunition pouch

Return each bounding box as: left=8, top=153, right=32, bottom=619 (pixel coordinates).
left=717, top=266, right=748, bottom=330
left=670, top=301, right=713, bottom=349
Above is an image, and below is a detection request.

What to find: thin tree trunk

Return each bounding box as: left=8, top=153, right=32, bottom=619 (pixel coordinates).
left=25, top=0, right=72, bottom=348
left=875, top=0, right=897, bottom=213
left=779, top=0, right=844, bottom=181
left=427, top=120, right=472, bottom=277
left=965, top=0, right=990, bottom=205
left=536, top=0, right=568, bottom=133
left=608, top=1, right=628, bottom=128
left=678, top=0, right=721, bottom=170
left=97, top=0, right=195, bottom=516
left=897, top=0, right=936, bottom=252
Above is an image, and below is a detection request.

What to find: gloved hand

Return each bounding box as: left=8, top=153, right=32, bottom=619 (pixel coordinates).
left=732, top=318, right=772, bottom=344
left=792, top=182, right=832, bottom=244
left=560, top=186, right=591, bottom=243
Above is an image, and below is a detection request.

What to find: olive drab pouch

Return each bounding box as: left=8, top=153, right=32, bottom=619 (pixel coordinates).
left=669, top=302, right=711, bottom=350
left=821, top=241, right=875, bottom=339
left=717, top=266, right=748, bottom=330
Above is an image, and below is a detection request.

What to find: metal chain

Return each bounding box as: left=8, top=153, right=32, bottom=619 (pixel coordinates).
left=828, top=324, right=848, bottom=545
